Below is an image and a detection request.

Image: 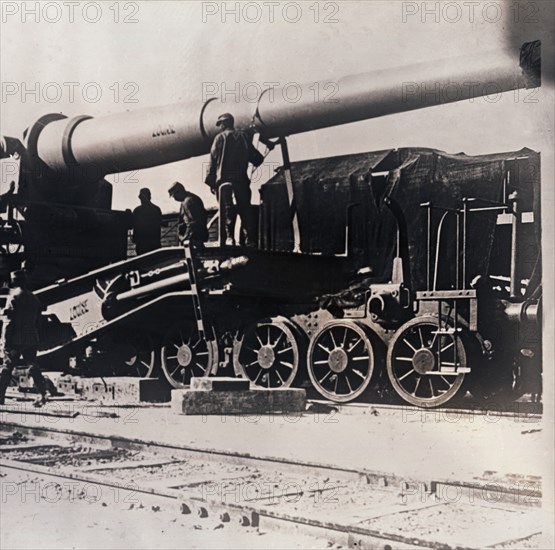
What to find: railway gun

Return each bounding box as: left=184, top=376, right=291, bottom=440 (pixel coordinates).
left=0, top=41, right=542, bottom=407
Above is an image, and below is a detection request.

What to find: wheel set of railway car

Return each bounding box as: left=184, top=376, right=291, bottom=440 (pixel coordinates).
left=94, top=245, right=540, bottom=410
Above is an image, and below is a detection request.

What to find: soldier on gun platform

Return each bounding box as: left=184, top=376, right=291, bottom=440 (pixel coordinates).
left=205, top=113, right=264, bottom=247
left=0, top=269, right=49, bottom=406
left=132, top=187, right=162, bottom=255
left=168, top=182, right=208, bottom=248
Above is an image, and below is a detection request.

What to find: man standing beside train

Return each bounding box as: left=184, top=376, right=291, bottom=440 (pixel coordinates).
left=132, top=187, right=162, bottom=255
left=0, top=269, right=49, bottom=406
left=205, top=113, right=264, bottom=247
left=168, top=182, right=209, bottom=248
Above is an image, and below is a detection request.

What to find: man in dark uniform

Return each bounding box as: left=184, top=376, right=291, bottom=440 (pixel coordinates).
left=168, top=182, right=208, bottom=248
left=132, top=187, right=162, bottom=255
left=0, top=270, right=48, bottom=406
left=205, top=113, right=263, bottom=246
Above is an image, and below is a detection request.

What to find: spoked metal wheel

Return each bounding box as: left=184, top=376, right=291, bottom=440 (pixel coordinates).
left=386, top=316, right=467, bottom=408
left=97, top=332, right=158, bottom=377
left=307, top=321, right=376, bottom=402
left=120, top=334, right=158, bottom=378
left=233, top=317, right=301, bottom=388
left=161, top=323, right=218, bottom=388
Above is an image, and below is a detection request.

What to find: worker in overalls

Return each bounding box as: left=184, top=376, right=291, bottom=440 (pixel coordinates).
left=0, top=269, right=48, bottom=406
left=168, top=182, right=209, bottom=248
left=205, top=113, right=264, bottom=247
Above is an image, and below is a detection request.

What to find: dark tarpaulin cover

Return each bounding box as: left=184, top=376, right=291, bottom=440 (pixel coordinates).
left=260, top=147, right=540, bottom=292
left=259, top=149, right=392, bottom=253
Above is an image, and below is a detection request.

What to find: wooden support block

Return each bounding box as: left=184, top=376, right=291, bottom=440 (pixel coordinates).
left=79, top=377, right=171, bottom=403
left=171, top=387, right=306, bottom=415
left=56, top=375, right=82, bottom=395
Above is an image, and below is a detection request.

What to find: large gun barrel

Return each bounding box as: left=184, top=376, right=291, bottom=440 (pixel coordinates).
left=28, top=41, right=540, bottom=178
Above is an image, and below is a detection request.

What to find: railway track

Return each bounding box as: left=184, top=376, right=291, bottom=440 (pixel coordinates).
left=2, top=381, right=543, bottom=419
left=0, top=422, right=543, bottom=549
left=308, top=398, right=542, bottom=420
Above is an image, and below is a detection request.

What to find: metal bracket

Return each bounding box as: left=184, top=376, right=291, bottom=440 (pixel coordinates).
left=278, top=137, right=301, bottom=253
left=184, top=245, right=205, bottom=339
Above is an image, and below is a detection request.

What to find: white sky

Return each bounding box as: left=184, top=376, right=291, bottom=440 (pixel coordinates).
left=0, top=0, right=553, bottom=213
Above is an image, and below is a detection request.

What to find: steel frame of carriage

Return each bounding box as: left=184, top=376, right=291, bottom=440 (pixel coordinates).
left=45, top=212, right=537, bottom=411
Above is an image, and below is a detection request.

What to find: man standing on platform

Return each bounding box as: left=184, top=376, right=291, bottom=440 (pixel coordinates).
left=205, top=113, right=264, bottom=247
left=168, top=182, right=208, bottom=248
left=132, top=187, right=162, bottom=255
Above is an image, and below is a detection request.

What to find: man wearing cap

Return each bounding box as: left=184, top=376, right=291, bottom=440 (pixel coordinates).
left=205, top=113, right=264, bottom=246
left=0, top=269, right=48, bottom=406
left=168, top=182, right=208, bottom=248
left=132, top=188, right=162, bottom=256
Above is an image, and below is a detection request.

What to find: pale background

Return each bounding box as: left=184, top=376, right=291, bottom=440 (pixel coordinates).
left=1, top=0, right=554, bottom=543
